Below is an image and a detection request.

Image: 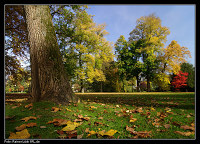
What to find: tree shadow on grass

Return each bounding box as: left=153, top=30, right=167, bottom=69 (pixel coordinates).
left=79, top=96, right=195, bottom=110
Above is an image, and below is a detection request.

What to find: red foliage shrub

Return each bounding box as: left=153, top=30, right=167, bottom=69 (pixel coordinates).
left=171, top=71, right=188, bottom=91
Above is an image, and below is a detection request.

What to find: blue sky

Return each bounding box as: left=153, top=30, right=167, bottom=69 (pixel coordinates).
left=86, top=4, right=195, bottom=66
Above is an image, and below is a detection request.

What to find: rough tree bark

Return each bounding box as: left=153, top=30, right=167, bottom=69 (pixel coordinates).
left=24, top=5, right=78, bottom=104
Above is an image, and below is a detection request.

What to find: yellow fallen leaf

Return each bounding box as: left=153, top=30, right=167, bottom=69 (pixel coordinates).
left=87, top=130, right=96, bottom=137
left=97, top=130, right=106, bottom=136
left=9, top=129, right=30, bottom=139
left=130, top=118, right=137, bottom=123
left=51, top=107, right=60, bottom=112
left=62, top=124, right=76, bottom=131
left=62, top=121, right=82, bottom=131
left=89, top=130, right=96, bottom=135
left=83, top=117, right=90, bottom=121
left=151, top=107, right=155, bottom=111
left=104, top=129, right=117, bottom=136
left=66, top=108, right=72, bottom=112
left=66, top=121, right=81, bottom=127
left=90, top=106, right=97, bottom=109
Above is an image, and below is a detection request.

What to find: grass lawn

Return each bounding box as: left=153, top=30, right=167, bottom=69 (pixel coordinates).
left=5, top=92, right=195, bottom=139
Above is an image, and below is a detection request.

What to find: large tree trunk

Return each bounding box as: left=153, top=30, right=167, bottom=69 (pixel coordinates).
left=24, top=5, right=78, bottom=104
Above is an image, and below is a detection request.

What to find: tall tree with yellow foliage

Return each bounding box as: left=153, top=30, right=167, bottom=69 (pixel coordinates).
left=129, top=14, right=170, bottom=91
left=154, top=40, right=191, bottom=91
left=55, top=7, right=113, bottom=92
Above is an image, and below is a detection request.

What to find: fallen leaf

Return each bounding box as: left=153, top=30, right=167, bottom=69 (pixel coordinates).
left=94, top=121, right=103, bottom=126
left=186, top=114, right=191, bottom=118
left=40, top=126, right=46, bottom=129
left=74, top=119, right=83, bottom=122
left=77, top=133, right=84, bottom=139
left=180, top=125, right=195, bottom=131
left=90, top=106, right=97, bottom=109
left=136, top=107, right=143, bottom=113
left=157, top=112, right=161, bottom=116
left=156, top=129, right=167, bottom=132
left=191, top=123, right=195, bottom=127
left=172, top=121, right=181, bottom=127
left=126, top=125, right=136, bottom=134
left=11, top=106, right=19, bottom=109
left=97, top=130, right=106, bottom=136
left=104, top=129, right=117, bottom=136
left=5, top=115, right=15, bottom=120
left=51, top=107, right=60, bottom=112
left=174, top=131, right=194, bottom=136
left=25, top=103, right=33, bottom=109
left=9, top=129, right=30, bottom=139
left=15, top=124, right=27, bottom=131
left=87, top=130, right=96, bottom=137
left=58, top=134, right=67, bottom=139
left=66, top=133, right=77, bottom=139
left=66, top=108, right=72, bottom=112
left=165, top=107, right=171, bottom=111
left=132, top=131, right=152, bottom=138
left=61, top=122, right=81, bottom=132
left=62, top=124, right=77, bottom=132
left=78, top=114, right=83, bottom=119
left=164, top=124, right=171, bottom=129
left=66, top=130, right=77, bottom=134
left=57, top=130, right=65, bottom=135
left=166, top=111, right=174, bottom=115
left=47, top=119, right=69, bottom=126
left=85, top=128, right=90, bottom=133
left=83, top=117, right=90, bottom=121
left=104, top=110, right=108, bottom=113
left=21, top=116, right=37, bottom=122
left=130, top=118, right=137, bottom=123
left=26, top=123, right=37, bottom=127
left=98, top=117, right=103, bottom=120
left=146, top=112, right=151, bottom=115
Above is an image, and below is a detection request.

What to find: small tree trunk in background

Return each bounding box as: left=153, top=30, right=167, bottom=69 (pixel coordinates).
left=100, top=81, right=103, bottom=92
left=136, top=75, right=140, bottom=92
left=24, top=5, right=78, bottom=104
left=147, top=77, right=151, bottom=92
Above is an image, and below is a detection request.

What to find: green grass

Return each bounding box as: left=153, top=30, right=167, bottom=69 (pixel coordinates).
left=5, top=92, right=195, bottom=139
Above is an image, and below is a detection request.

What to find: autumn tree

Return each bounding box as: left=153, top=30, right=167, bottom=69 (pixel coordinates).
left=128, top=14, right=170, bottom=91
left=54, top=7, right=113, bottom=92
left=154, top=40, right=192, bottom=91
left=5, top=5, right=30, bottom=85
left=171, top=71, right=188, bottom=91
left=180, top=62, right=195, bottom=91
left=5, top=5, right=82, bottom=90
left=115, top=35, right=129, bottom=92
left=24, top=5, right=78, bottom=104
left=160, top=40, right=191, bottom=75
